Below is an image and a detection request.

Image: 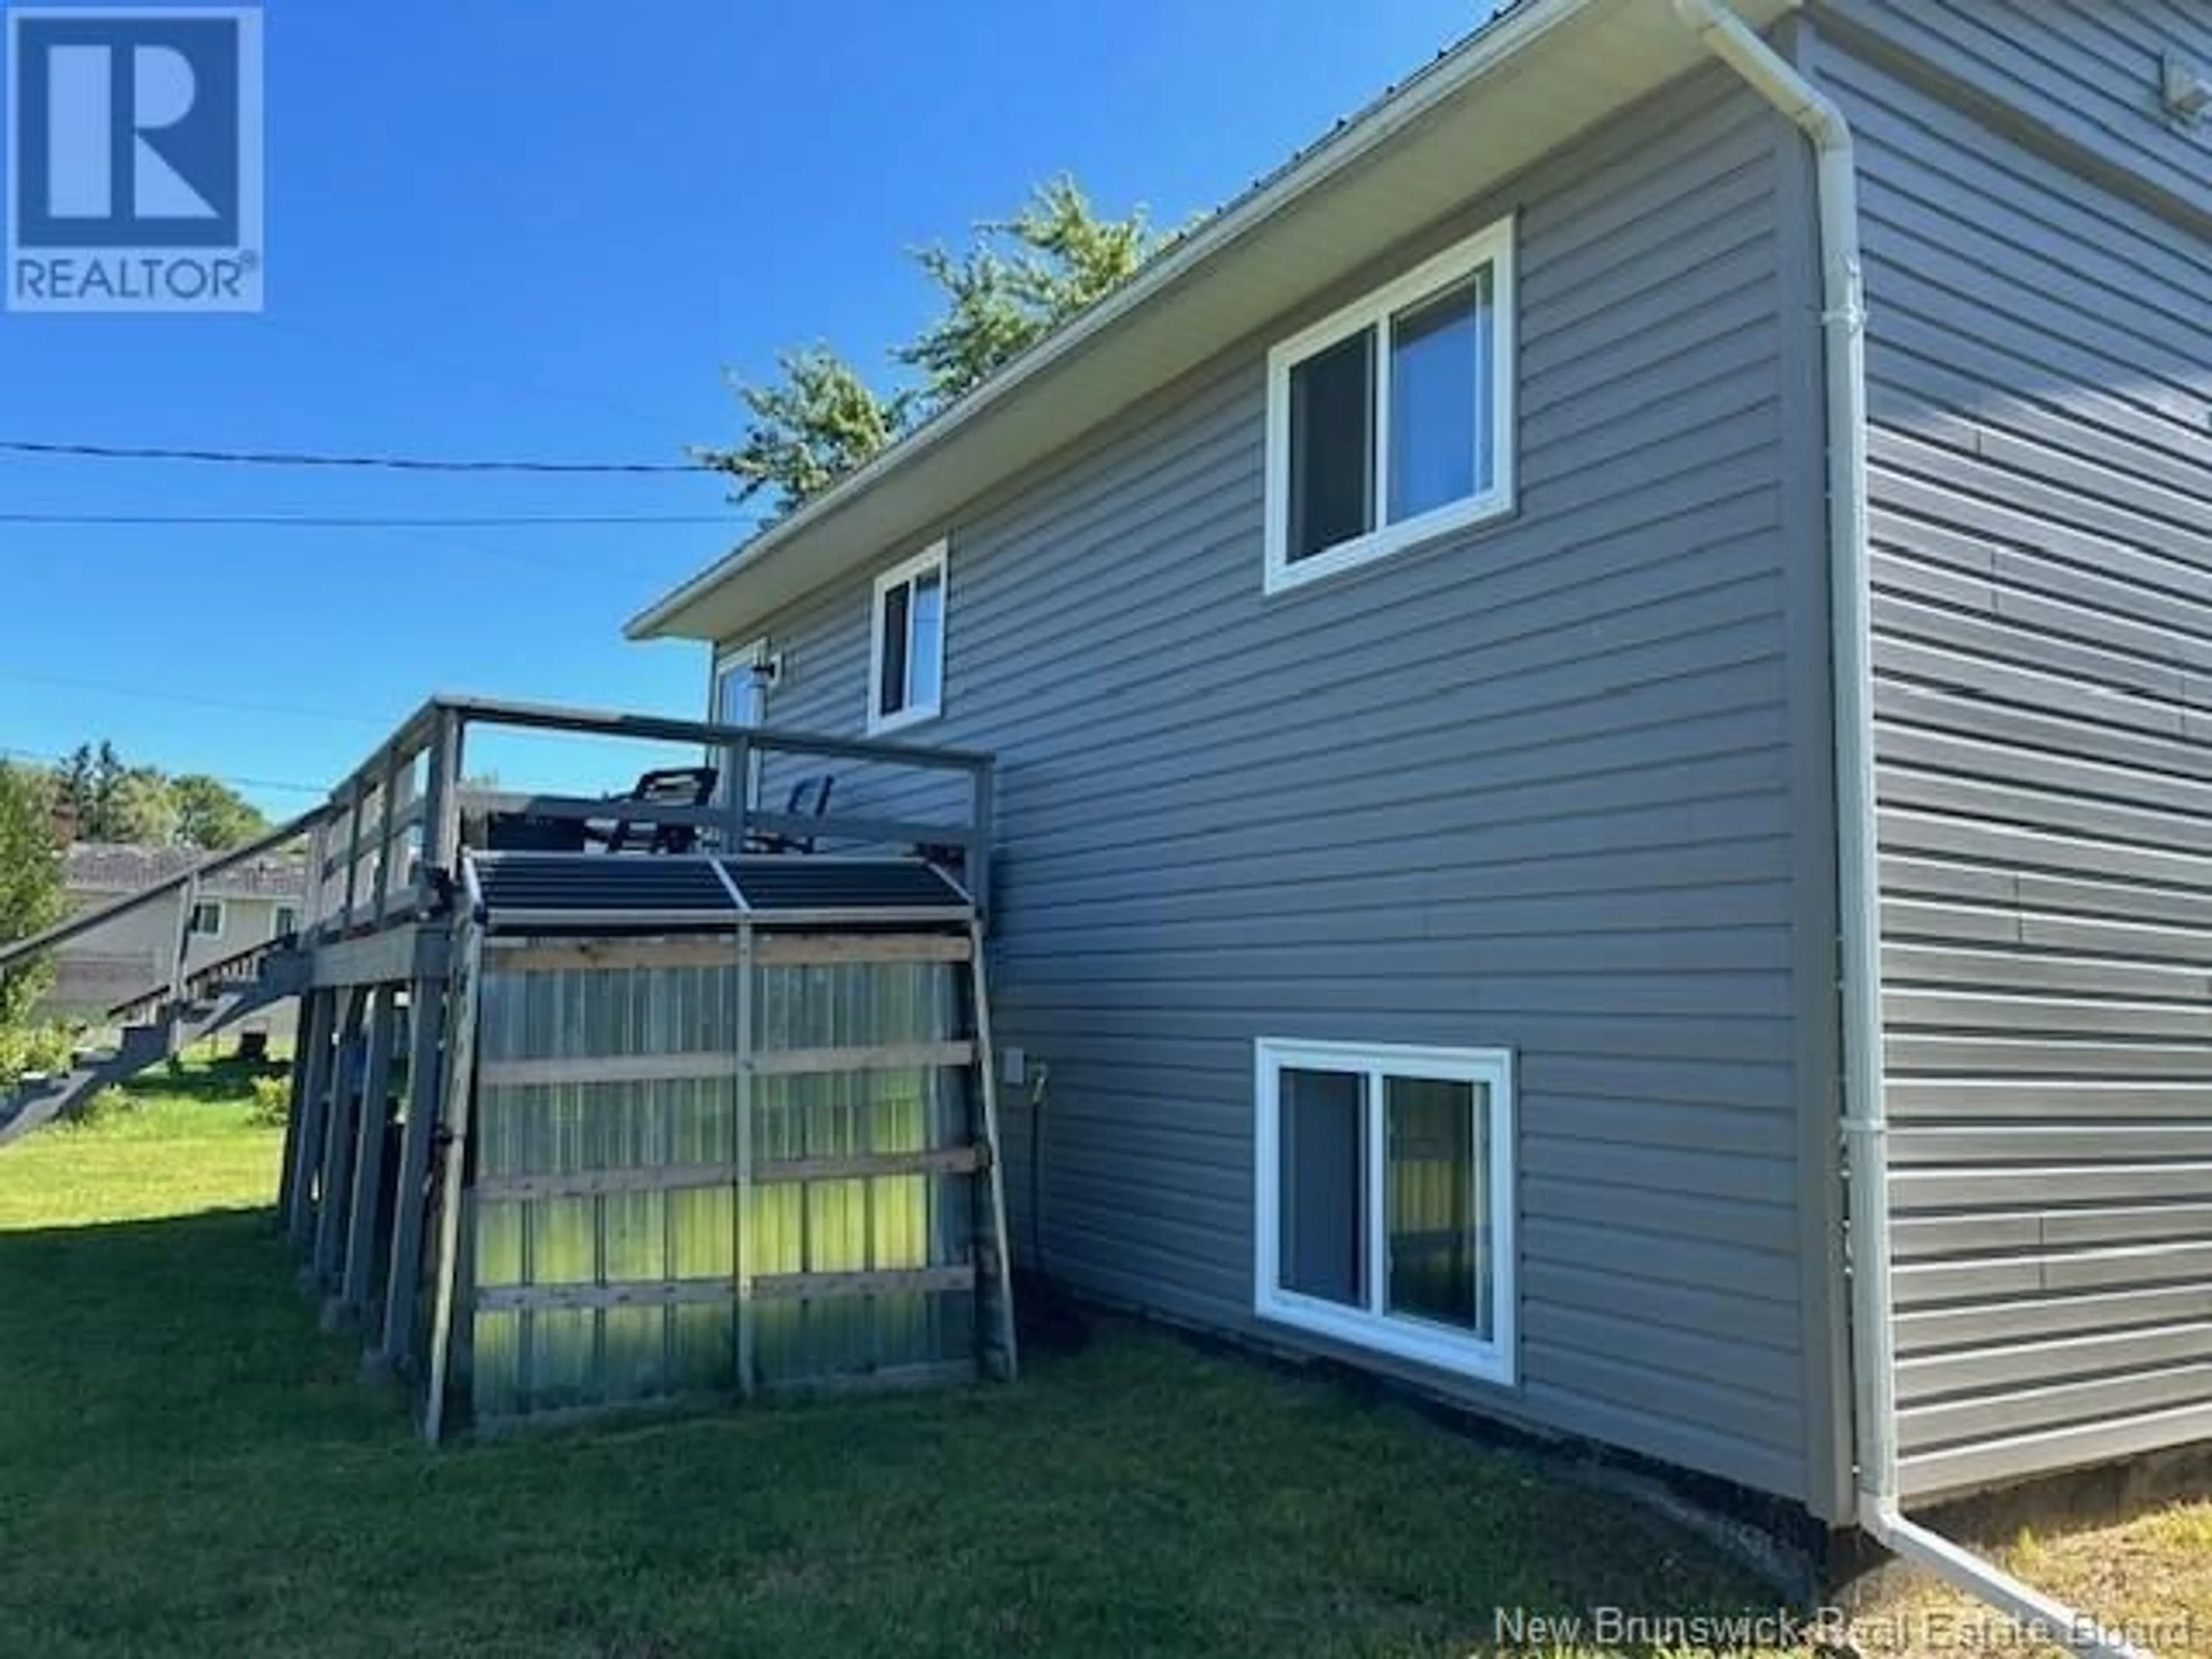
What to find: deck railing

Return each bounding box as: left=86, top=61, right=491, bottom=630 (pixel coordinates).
left=303, top=695, right=996, bottom=940
left=0, top=695, right=994, bottom=999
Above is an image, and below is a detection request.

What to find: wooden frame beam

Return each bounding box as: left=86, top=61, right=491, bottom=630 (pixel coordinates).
left=471, top=1264, right=974, bottom=1315
left=470, top=1145, right=986, bottom=1203
left=474, top=1041, right=974, bottom=1090
left=482, top=933, right=972, bottom=974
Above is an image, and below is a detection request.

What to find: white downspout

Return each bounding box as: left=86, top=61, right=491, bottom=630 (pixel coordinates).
left=1667, top=6, right=2149, bottom=1656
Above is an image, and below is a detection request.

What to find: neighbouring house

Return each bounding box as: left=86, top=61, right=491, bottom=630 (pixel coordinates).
left=43, top=842, right=306, bottom=1038
left=628, top=0, right=2212, bottom=1587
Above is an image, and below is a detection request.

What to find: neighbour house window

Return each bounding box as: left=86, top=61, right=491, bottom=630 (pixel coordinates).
left=272, top=904, right=299, bottom=940
left=868, top=541, right=947, bottom=735
left=1263, top=217, right=1516, bottom=594
left=1255, top=1039, right=1515, bottom=1383
left=189, top=900, right=225, bottom=939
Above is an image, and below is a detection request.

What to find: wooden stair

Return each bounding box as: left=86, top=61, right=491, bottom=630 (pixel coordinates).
left=0, top=948, right=308, bottom=1148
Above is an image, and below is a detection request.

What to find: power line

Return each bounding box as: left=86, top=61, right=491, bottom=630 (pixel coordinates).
left=0, top=510, right=753, bottom=528
left=0, top=438, right=711, bottom=475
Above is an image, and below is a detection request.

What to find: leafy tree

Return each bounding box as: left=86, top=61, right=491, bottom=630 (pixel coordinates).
left=106, top=768, right=177, bottom=846
left=171, top=774, right=270, bottom=851
left=698, top=174, right=1166, bottom=515
left=0, top=762, right=65, bottom=1027
left=52, top=741, right=122, bottom=838
left=896, top=176, right=1161, bottom=405
left=700, top=347, right=912, bottom=518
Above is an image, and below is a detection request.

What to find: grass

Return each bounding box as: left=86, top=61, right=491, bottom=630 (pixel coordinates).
left=3, top=1063, right=2207, bottom=1657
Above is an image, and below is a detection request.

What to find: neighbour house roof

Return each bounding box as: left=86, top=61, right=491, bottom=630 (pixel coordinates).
left=628, top=0, right=1797, bottom=646
left=65, top=842, right=308, bottom=902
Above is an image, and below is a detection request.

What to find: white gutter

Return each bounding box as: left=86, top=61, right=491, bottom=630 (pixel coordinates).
left=1667, top=6, right=2149, bottom=1656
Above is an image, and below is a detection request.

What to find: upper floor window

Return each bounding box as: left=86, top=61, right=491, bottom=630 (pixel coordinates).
left=869, top=541, right=947, bottom=735
left=1263, top=217, right=1516, bottom=594
left=188, top=899, right=225, bottom=939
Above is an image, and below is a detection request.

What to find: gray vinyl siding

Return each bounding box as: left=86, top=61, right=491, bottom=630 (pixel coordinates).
left=736, top=64, right=1843, bottom=1511
left=1816, top=0, right=2212, bottom=228
left=1819, top=23, right=2212, bottom=1499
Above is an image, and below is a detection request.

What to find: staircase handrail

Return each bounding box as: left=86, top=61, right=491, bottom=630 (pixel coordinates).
left=0, top=804, right=339, bottom=979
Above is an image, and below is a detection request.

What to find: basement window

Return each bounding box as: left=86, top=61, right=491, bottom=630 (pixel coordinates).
left=189, top=900, right=225, bottom=939
left=1263, top=217, right=1516, bottom=594
left=868, top=541, right=947, bottom=736
left=1255, top=1038, right=1516, bottom=1383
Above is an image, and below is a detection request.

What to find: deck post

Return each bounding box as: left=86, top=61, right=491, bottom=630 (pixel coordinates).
left=332, top=982, right=400, bottom=1327
left=310, top=987, right=371, bottom=1291
left=717, top=731, right=753, bottom=853
left=372, top=750, right=400, bottom=928
left=965, top=920, right=1018, bottom=1380
left=284, top=988, right=340, bottom=1249
left=968, top=759, right=994, bottom=923
left=415, top=710, right=460, bottom=914
left=373, top=968, right=450, bottom=1376
left=339, top=779, right=366, bottom=933
left=733, top=921, right=756, bottom=1398
left=421, top=922, right=486, bottom=1443
left=302, top=821, right=329, bottom=944
left=275, top=987, right=329, bottom=1225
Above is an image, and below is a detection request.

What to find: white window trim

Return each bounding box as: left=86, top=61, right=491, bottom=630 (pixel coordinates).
left=271, top=904, right=298, bottom=940
left=1253, top=1036, right=1517, bottom=1385
left=189, top=899, right=226, bottom=941
left=866, top=540, right=948, bottom=737
left=1262, top=215, right=1517, bottom=597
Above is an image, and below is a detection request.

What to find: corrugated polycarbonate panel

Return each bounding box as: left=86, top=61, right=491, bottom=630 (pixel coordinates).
left=458, top=950, right=977, bottom=1424
left=721, top=857, right=969, bottom=914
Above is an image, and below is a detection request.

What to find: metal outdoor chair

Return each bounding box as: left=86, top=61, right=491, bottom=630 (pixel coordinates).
left=585, top=766, right=720, bottom=855
left=746, top=773, right=835, bottom=854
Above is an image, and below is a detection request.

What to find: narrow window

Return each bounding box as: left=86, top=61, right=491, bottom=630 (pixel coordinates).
left=272, top=904, right=299, bottom=940
left=189, top=900, right=225, bottom=939
left=868, top=541, right=948, bottom=735
left=1264, top=218, right=1514, bottom=594
left=1256, top=1039, right=1514, bottom=1382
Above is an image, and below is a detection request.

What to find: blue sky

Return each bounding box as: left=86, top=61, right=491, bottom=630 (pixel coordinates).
left=2, top=0, right=1486, bottom=813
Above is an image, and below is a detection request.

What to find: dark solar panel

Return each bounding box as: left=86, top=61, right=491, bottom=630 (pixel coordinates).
left=722, top=858, right=969, bottom=913
left=471, top=853, right=737, bottom=916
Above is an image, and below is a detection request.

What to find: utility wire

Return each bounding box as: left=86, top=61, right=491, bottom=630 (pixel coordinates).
left=0, top=438, right=711, bottom=475
left=0, top=510, right=753, bottom=528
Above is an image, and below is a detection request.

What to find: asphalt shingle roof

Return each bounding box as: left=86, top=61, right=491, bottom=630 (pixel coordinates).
left=65, top=842, right=308, bottom=901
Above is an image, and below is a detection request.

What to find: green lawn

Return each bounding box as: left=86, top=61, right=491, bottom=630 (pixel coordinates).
left=0, top=1067, right=1820, bottom=1657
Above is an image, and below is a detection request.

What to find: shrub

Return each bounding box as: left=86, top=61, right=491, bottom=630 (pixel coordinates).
left=247, top=1074, right=290, bottom=1129
left=0, top=1021, right=78, bottom=1086
left=69, top=1085, right=134, bottom=1128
